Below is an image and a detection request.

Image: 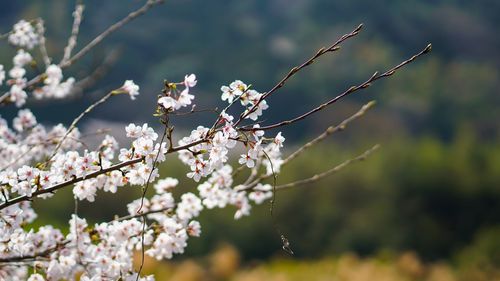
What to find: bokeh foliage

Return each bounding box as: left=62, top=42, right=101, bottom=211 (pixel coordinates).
left=4, top=0, right=498, bottom=271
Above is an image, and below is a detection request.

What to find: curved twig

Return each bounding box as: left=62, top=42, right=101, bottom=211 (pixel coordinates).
left=282, top=100, right=376, bottom=167
left=276, top=144, right=380, bottom=190
left=244, top=44, right=432, bottom=131
left=234, top=24, right=363, bottom=126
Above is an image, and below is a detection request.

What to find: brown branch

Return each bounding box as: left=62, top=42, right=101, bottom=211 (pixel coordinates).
left=238, top=102, right=376, bottom=191
left=234, top=24, right=363, bottom=127
left=69, top=49, right=120, bottom=98
left=0, top=241, right=68, bottom=264
left=113, top=206, right=172, bottom=222
left=242, top=43, right=432, bottom=131
left=45, top=90, right=115, bottom=163
left=36, top=18, right=51, bottom=67
left=0, top=203, right=174, bottom=264
left=0, top=138, right=207, bottom=210
left=60, top=0, right=163, bottom=68
left=0, top=0, right=162, bottom=105
left=276, top=144, right=380, bottom=190
left=282, top=100, right=376, bottom=167
left=0, top=157, right=142, bottom=210
left=61, top=3, right=85, bottom=64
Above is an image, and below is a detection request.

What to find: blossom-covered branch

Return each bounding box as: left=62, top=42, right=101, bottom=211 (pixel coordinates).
left=0, top=0, right=163, bottom=106
left=0, top=2, right=431, bottom=279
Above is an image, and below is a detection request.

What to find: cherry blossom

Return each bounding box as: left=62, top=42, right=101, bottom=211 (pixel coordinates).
left=0, top=10, right=292, bottom=281
left=0, top=5, right=422, bottom=279
left=121, top=80, right=140, bottom=100
left=184, top=73, right=197, bottom=88
left=154, top=177, right=179, bottom=193
left=8, top=20, right=39, bottom=49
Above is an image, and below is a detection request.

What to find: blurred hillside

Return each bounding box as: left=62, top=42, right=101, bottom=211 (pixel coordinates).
left=2, top=0, right=499, bottom=270
left=0, top=0, right=498, bottom=141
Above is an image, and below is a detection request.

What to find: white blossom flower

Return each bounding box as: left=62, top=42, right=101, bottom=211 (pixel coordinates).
left=154, top=177, right=179, bottom=193
left=187, top=220, right=201, bottom=237
left=17, top=165, right=38, bottom=181
left=9, top=85, right=28, bottom=107
left=221, top=86, right=235, bottom=103
left=134, top=137, right=154, bottom=156
left=238, top=153, right=255, bottom=168
left=158, top=96, right=178, bottom=110
left=125, top=123, right=142, bottom=138
left=13, top=49, right=32, bottom=67
left=221, top=80, right=248, bottom=103
left=184, top=73, right=197, bottom=88
left=140, top=123, right=159, bottom=141
left=11, top=180, right=35, bottom=197
left=121, top=80, right=140, bottom=100
left=9, top=67, right=26, bottom=80
left=245, top=99, right=269, bottom=121
left=249, top=183, right=273, bottom=204
left=177, top=87, right=194, bottom=108
left=176, top=192, right=203, bottom=221
left=252, top=124, right=265, bottom=140
left=231, top=191, right=251, bottom=219
left=44, top=64, right=63, bottom=85
left=187, top=168, right=202, bottom=182
left=8, top=20, right=39, bottom=49
left=73, top=179, right=98, bottom=202
left=13, top=109, right=37, bottom=132
left=274, top=132, right=285, bottom=147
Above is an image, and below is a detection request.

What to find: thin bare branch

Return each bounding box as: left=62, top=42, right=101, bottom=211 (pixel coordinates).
left=242, top=43, right=432, bottom=131
left=113, top=207, right=172, bottom=222
left=282, top=100, right=376, bottom=166
left=0, top=31, right=10, bottom=40
left=46, top=90, right=115, bottom=163
left=0, top=0, right=162, bottom=105
left=276, top=144, right=380, bottom=190
left=71, top=49, right=120, bottom=97
left=36, top=18, right=51, bottom=67
left=61, top=0, right=163, bottom=68
left=234, top=24, right=363, bottom=127
left=238, top=102, right=376, bottom=191
left=61, top=3, right=85, bottom=64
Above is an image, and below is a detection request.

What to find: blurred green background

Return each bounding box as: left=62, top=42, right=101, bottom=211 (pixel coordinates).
left=1, top=0, right=499, bottom=279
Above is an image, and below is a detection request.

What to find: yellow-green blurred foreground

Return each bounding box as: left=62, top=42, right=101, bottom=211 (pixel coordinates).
left=134, top=244, right=499, bottom=281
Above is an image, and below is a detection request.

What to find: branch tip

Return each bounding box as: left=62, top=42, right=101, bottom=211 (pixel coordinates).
left=355, top=23, right=364, bottom=32
left=424, top=43, right=432, bottom=53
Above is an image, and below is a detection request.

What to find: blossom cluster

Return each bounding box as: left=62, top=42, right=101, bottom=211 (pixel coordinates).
left=1, top=21, right=75, bottom=107
left=1, top=68, right=283, bottom=280
left=8, top=20, right=39, bottom=49
left=0, top=4, right=430, bottom=278
left=221, top=80, right=269, bottom=120
left=0, top=13, right=289, bottom=280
